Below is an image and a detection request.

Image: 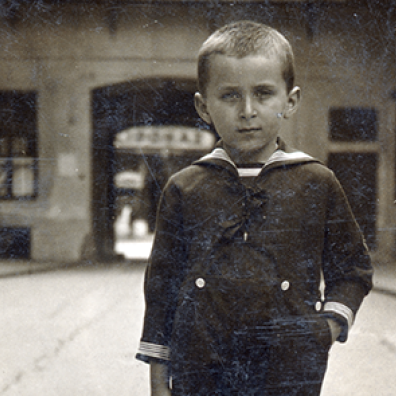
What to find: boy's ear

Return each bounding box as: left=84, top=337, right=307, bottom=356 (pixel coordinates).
left=194, top=92, right=212, bottom=125
left=283, top=86, right=301, bottom=119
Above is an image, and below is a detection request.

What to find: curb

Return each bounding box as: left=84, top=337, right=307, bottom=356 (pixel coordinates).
left=0, top=261, right=80, bottom=279
left=0, top=257, right=149, bottom=279
left=371, top=287, right=396, bottom=299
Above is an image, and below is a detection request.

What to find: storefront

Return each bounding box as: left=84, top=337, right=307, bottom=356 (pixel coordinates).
left=0, top=1, right=394, bottom=264
left=112, top=125, right=215, bottom=258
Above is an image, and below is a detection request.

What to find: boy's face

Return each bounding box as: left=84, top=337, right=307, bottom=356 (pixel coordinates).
left=195, top=53, right=300, bottom=162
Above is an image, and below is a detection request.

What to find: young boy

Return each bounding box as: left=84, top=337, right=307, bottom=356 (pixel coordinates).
left=137, top=21, right=373, bottom=396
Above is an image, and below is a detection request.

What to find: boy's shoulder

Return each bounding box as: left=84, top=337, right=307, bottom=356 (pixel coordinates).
left=264, top=139, right=340, bottom=183
left=166, top=159, right=218, bottom=187
left=289, top=157, right=338, bottom=179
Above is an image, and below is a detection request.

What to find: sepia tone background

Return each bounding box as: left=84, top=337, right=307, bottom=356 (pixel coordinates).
left=0, top=0, right=395, bottom=395
left=0, top=0, right=394, bottom=264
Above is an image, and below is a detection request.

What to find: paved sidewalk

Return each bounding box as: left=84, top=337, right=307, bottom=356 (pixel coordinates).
left=0, top=257, right=147, bottom=279
left=371, top=260, right=396, bottom=295
left=0, top=236, right=153, bottom=278
left=0, top=259, right=75, bottom=278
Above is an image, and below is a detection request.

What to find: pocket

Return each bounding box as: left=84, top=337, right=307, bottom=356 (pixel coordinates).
left=306, top=314, right=333, bottom=350
left=265, top=316, right=331, bottom=389
left=266, top=316, right=332, bottom=350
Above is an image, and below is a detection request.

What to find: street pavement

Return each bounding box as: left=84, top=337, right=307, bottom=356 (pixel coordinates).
left=0, top=240, right=395, bottom=396
left=0, top=261, right=150, bottom=396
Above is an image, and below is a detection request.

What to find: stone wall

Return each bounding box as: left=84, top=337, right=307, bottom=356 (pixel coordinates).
left=0, top=2, right=393, bottom=262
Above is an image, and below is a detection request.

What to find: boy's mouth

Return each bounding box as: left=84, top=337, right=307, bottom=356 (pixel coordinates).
left=238, top=127, right=261, bottom=133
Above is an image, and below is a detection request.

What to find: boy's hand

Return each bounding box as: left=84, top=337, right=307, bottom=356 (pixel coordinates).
left=151, top=361, right=171, bottom=396
left=326, top=318, right=342, bottom=344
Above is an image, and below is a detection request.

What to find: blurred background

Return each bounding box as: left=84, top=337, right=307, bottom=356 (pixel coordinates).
left=0, top=0, right=394, bottom=264
left=0, top=1, right=396, bottom=395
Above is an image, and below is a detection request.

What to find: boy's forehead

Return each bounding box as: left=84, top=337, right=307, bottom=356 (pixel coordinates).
left=208, top=50, right=283, bottom=70
left=209, top=45, right=282, bottom=63
left=207, top=52, right=284, bottom=81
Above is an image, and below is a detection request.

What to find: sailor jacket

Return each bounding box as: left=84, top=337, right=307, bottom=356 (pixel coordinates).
left=137, top=140, right=373, bottom=364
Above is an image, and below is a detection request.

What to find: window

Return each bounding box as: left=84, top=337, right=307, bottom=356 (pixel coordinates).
left=0, top=91, right=38, bottom=199
left=0, top=227, right=30, bottom=259
left=329, top=107, right=378, bottom=142
left=327, top=152, right=377, bottom=249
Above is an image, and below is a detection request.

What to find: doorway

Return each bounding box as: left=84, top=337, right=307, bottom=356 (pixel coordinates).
left=92, top=78, right=214, bottom=260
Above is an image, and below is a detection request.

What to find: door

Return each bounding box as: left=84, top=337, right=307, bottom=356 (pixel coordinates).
left=92, top=78, right=214, bottom=260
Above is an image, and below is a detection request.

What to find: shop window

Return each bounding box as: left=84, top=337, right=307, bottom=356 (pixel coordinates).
left=329, top=107, right=378, bottom=142
left=0, top=227, right=31, bottom=259
left=327, top=152, right=377, bottom=249
left=0, top=91, right=38, bottom=199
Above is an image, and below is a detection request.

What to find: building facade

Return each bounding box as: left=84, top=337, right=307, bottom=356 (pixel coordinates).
left=0, top=0, right=394, bottom=264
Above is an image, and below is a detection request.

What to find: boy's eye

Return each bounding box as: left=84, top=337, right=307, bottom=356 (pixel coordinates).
left=221, top=91, right=240, bottom=100
left=254, top=89, right=272, bottom=98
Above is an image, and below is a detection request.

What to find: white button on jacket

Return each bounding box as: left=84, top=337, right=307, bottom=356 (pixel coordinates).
left=195, top=278, right=206, bottom=288
left=281, top=280, right=290, bottom=291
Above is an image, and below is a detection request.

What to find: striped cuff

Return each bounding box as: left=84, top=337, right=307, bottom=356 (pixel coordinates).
left=323, top=301, right=354, bottom=330
left=138, top=341, right=171, bottom=361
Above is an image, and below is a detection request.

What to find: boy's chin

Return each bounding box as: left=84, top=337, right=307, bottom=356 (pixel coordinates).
left=224, top=141, right=277, bottom=163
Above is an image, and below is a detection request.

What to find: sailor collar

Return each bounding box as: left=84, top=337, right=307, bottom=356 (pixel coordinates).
left=194, top=141, right=318, bottom=175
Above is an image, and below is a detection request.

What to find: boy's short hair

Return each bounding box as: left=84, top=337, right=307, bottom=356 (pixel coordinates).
left=198, top=20, right=295, bottom=95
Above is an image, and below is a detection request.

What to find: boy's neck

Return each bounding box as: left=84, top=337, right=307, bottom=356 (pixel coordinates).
left=224, top=140, right=278, bottom=165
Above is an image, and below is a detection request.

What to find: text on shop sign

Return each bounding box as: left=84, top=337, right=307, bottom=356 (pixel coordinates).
left=114, top=126, right=215, bottom=151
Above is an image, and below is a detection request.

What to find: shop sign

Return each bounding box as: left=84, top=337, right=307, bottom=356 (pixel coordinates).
left=114, top=126, right=215, bottom=151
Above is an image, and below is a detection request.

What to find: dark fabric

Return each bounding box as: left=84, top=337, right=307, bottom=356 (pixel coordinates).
left=171, top=338, right=328, bottom=396
left=170, top=267, right=331, bottom=395
left=138, top=140, right=373, bottom=392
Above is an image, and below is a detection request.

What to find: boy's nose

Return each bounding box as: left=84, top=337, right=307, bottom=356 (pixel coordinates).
left=239, top=96, right=257, bottom=120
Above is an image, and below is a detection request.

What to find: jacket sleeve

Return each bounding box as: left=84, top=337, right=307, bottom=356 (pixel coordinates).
left=136, top=177, right=187, bottom=364
left=322, top=172, right=373, bottom=342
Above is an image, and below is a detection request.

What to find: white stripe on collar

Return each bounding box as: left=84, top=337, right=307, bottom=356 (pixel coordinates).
left=265, top=150, right=314, bottom=167
left=200, top=148, right=235, bottom=166
left=237, top=168, right=262, bottom=177
left=199, top=147, right=314, bottom=170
